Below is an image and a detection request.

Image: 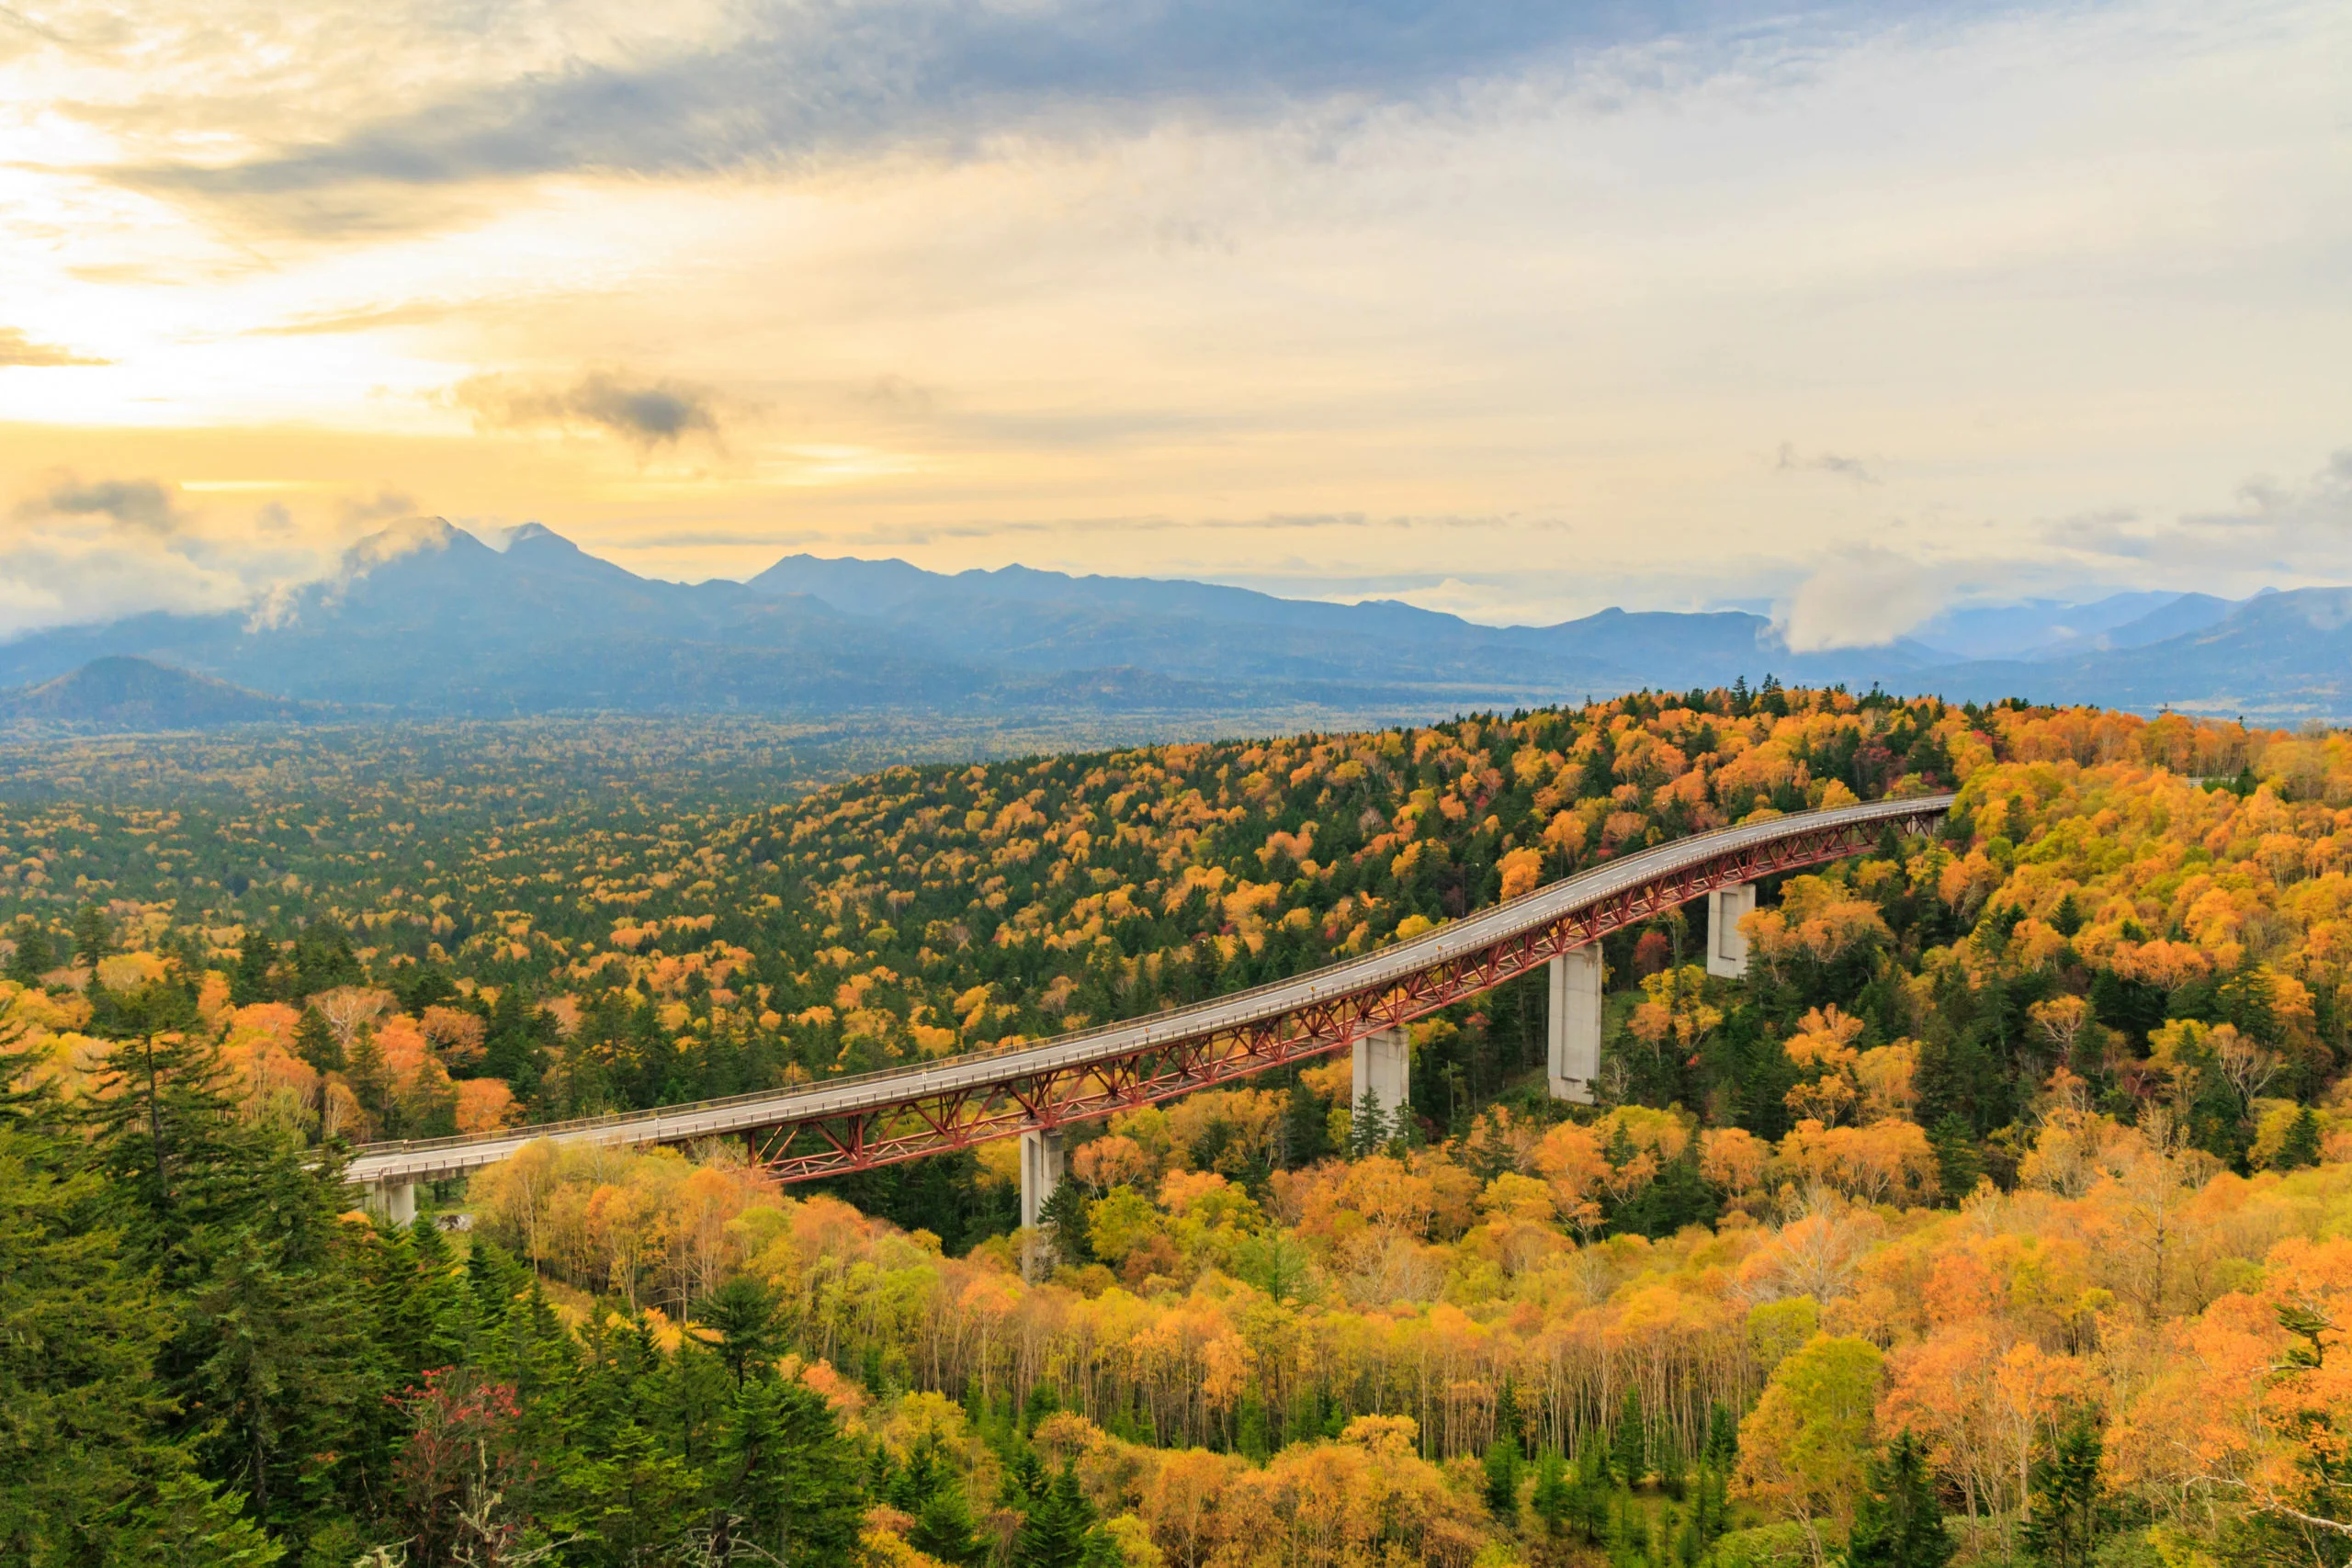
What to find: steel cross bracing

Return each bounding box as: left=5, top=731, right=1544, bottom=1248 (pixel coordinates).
left=345, top=792, right=1951, bottom=1189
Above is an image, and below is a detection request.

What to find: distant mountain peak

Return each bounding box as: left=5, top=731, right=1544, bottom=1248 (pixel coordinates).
left=0, top=655, right=312, bottom=731
left=344, top=516, right=470, bottom=573
left=501, top=522, right=579, bottom=553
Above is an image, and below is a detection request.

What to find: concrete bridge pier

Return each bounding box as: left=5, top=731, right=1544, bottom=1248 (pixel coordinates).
left=1019, top=1128, right=1066, bottom=1232
left=1351, top=1025, right=1410, bottom=1130
left=1020, top=1128, right=1068, bottom=1280
left=365, top=1180, right=417, bottom=1226
left=1705, top=884, right=1756, bottom=978
left=1547, top=948, right=1601, bottom=1103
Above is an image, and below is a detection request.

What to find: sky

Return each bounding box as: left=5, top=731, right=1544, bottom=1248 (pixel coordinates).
left=2, top=0, right=2347, bottom=647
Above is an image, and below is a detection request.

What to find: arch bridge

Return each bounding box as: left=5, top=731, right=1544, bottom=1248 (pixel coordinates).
left=349, top=793, right=1952, bottom=1227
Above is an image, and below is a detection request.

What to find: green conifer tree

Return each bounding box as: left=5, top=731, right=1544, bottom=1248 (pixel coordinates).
left=7, top=920, right=54, bottom=987
left=998, top=1445, right=1047, bottom=1512
left=1486, top=1433, right=1524, bottom=1519
left=2275, top=1106, right=2323, bottom=1171
left=0, top=1095, right=205, bottom=1565
left=1284, top=1079, right=1331, bottom=1165
left=1928, top=1114, right=1983, bottom=1205
left=293, top=1007, right=342, bottom=1077
left=1011, top=1461, right=1097, bottom=1568
left=1846, top=1432, right=1955, bottom=1568
left=909, top=1481, right=987, bottom=1565
left=1038, top=1179, right=1093, bottom=1267
left=705, top=1274, right=779, bottom=1387
left=1531, top=1450, right=1574, bottom=1543
left=708, top=1375, right=864, bottom=1566
left=1349, top=1086, right=1391, bottom=1156
left=1495, top=1373, right=1524, bottom=1457
left=1611, top=1387, right=1647, bottom=1488
left=230, top=929, right=277, bottom=1007
left=2022, top=1416, right=2105, bottom=1568
left=70, top=902, right=113, bottom=967
left=1704, top=1402, right=1739, bottom=1471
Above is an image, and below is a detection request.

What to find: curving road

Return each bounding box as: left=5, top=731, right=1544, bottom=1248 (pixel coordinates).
left=347, top=792, right=1953, bottom=1189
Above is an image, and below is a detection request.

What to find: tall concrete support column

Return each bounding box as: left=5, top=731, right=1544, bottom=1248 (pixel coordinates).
left=1020, top=1128, right=1066, bottom=1232
left=1351, top=1025, right=1410, bottom=1129
left=366, top=1180, right=417, bottom=1226
left=1547, top=947, right=1602, bottom=1103
left=1706, top=884, right=1757, bottom=978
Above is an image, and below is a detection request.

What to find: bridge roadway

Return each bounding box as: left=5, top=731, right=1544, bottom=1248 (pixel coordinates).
left=346, top=792, right=1952, bottom=1204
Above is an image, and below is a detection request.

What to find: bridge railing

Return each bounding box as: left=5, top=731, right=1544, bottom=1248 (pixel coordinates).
left=347, top=790, right=1952, bottom=1166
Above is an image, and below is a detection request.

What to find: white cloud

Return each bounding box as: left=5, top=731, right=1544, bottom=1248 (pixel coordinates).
left=1780, top=549, right=1944, bottom=651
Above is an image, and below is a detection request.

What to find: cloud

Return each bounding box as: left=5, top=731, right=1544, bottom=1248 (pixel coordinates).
left=1775, top=441, right=1881, bottom=485
left=452, top=370, right=726, bottom=449
left=0, top=474, right=331, bottom=639
left=1780, top=548, right=1944, bottom=651
left=2041, top=449, right=2352, bottom=589
left=15, top=474, right=187, bottom=535
left=115, top=0, right=1979, bottom=231
left=250, top=299, right=468, bottom=337
left=0, top=327, right=108, bottom=367
left=338, top=488, right=419, bottom=526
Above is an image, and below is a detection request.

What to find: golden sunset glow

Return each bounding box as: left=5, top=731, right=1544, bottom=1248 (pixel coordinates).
left=3, top=0, right=2349, bottom=637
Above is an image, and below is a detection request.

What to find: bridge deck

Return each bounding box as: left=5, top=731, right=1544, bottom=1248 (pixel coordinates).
left=347, top=792, right=1951, bottom=1187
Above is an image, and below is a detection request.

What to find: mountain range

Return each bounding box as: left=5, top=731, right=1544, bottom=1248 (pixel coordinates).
left=0, top=518, right=2340, bottom=730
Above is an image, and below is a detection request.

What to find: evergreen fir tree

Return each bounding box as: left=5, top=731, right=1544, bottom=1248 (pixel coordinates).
left=0, top=1095, right=198, bottom=1565
left=909, top=1480, right=987, bottom=1565
left=2276, top=1105, right=2323, bottom=1171
left=704, top=1274, right=779, bottom=1387
left=708, top=1375, right=864, bottom=1566
left=7, top=919, right=54, bottom=986
left=1495, top=1373, right=1524, bottom=1458
left=1611, top=1387, right=1647, bottom=1488
left=134, top=1472, right=287, bottom=1568
left=1486, top=1432, right=1524, bottom=1518
left=2022, top=1415, right=2105, bottom=1568
left=1011, top=1461, right=1096, bottom=1568
left=998, top=1445, right=1048, bottom=1512
left=1038, top=1178, right=1093, bottom=1267
left=1349, top=1086, right=1392, bottom=1156
left=1846, top=1432, right=1955, bottom=1568
left=1928, top=1114, right=1983, bottom=1205
left=231, top=929, right=277, bottom=1007
left=1703, top=1402, right=1740, bottom=1471
left=70, top=901, right=113, bottom=966
left=888, top=1427, right=952, bottom=1511
left=345, top=1023, right=390, bottom=1138
left=1531, top=1450, right=1574, bottom=1540
left=1283, top=1079, right=1330, bottom=1165
left=293, top=1007, right=341, bottom=1077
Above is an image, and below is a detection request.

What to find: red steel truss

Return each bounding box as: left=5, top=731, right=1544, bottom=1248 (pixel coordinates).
left=744, top=807, right=1916, bottom=1183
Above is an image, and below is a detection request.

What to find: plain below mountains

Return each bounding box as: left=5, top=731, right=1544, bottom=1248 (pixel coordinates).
left=0, top=519, right=2340, bottom=728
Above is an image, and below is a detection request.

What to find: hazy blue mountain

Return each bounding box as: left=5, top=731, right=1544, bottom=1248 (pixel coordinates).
left=1925, top=588, right=2351, bottom=723
left=0, top=656, right=316, bottom=730
left=745, top=551, right=1928, bottom=696
left=1912, top=592, right=2186, bottom=660
left=0, top=524, right=2342, bottom=725
left=2086, top=592, right=2240, bottom=652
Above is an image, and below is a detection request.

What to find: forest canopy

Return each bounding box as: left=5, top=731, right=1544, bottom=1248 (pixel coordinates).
left=5, top=687, right=2351, bottom=1568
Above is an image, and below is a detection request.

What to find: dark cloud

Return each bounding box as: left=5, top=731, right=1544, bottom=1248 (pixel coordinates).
left=119, top=0, right=1981, bottom=230
left=0, top=326, right=108, bottom=367
left=17, top=475, right=185, bottom=534
left=453, top=370, right=725, bottom=448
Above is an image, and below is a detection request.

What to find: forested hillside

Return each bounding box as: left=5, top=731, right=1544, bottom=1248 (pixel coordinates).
left=5, top=690, right=2351, bottom=1567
